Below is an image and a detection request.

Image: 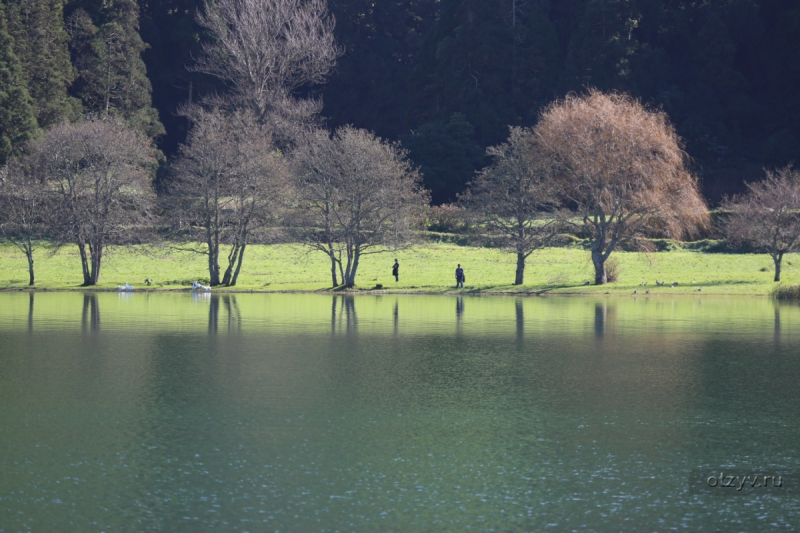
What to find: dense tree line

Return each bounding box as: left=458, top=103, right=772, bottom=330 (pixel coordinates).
left=323, top=0, right=800, bottom=202
left=2, top=0, right=799, bottom=289
left=3, top=0, right=799, bottom=200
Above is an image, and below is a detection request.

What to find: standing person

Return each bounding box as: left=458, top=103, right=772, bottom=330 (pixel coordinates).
left=392, top=259, right=400, bottom=282
left=455, top=264, right=465, bottom=288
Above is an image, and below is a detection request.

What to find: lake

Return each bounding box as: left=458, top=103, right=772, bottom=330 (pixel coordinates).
left=1, top=292, right=799, bottom=531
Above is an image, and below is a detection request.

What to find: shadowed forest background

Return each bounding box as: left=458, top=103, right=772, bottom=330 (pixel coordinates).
left=144, top=0, right=800, bottom=203
left=2, top=0, right=800, bottom=203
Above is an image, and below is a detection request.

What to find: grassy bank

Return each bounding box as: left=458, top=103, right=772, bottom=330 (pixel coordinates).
left=0, top=241, right=798, bottom=295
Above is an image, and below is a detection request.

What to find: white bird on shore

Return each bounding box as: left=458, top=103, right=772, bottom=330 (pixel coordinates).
left=117, top=283, right=133, bottom=292
left=191, top=281, right=211, bottom=292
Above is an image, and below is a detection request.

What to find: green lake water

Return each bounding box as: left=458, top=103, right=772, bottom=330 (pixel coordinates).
left=1, top=292, right=799, bottom=532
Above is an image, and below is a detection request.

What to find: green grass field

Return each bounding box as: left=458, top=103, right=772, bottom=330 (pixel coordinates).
left=0, top=241, right=798, bottom=295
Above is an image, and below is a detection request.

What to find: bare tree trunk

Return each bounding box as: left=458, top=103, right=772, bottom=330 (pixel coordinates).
left=206, top=200, right=221, bottom=285
left=89, top=242, right=103, bottom=285
left=323, top=241, right=339, bottom=286
left=230, top=243, right=246, bottom=286
left=208, top=246, right=220, bottom=286
left=224, top=222, right=251, bottom=286
left=222, top=243, right=240, bottom=286
left=514, top=252, right=525, bottom=285
left=24, top=239, right=34, bottom=286
left=344, top=245, right=361, bottom=287
left=774, top=252, right=783, bottom=282
left=592, top=247, right=607, bottom=285
left=78, top=242, right=92, bottom=286
left=328, top=252, right=338, bottom=286
left=207, top=233, right=220, bottom=286
left=343, top=243, right=354, bottom=287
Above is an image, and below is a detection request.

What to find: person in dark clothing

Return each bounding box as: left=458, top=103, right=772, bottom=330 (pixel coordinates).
left=455, top=264, right=465, bottom=288
left=392, top=259, right=399, bottom=282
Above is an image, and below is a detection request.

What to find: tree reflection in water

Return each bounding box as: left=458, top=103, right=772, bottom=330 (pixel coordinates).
left=594, top=301, right=616, bottom=339
left=27, top=292, right=34, bottom=333
left=81, top=293, right=100, bottom=332
left=330, top=295, right=358, bottom=336
left=207, top=294, right=242, bottom=334
left=456, top=296, right=464, bottom=335
left=515, top=297, right=524, bottom=350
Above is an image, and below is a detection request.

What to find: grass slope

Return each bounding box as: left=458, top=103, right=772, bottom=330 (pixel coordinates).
left=0, top=242, right=798, bottom=295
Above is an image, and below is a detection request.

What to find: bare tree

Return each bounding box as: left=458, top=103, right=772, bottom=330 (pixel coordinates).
left=535, top=89, right=708, bottom=284
left=171, top=107, right=289, bottom=287
left=291, top=126, right=429, bottom=287
left=0, top=158, right=50, bottom=285
left=721, top=166, right=800, bottom=282
left=194, top=0, right=342, bottom=135
left=462, top=127, right=560, bottom=285
left=288, top=127, right=344, bottom=285
left=29, top=117, right=157, bottom=286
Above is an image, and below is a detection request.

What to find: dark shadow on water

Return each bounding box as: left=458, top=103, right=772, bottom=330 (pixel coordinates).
left=462, top=283, right=576, bottom=294
left=771, top=300, right=800, bottom=350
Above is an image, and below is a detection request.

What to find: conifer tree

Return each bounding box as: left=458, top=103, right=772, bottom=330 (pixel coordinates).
left=0, top=0, right=37, bottom=163
left=68, top=0, right=164, bottom=138
left=4, top=0, right=80, bottom=128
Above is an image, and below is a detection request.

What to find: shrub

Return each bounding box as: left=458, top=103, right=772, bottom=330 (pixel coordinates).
left=604, top=257, right=621, bottom=282
left=772, top=284, right=800, bottom=300
left=427, top=204, right=472, bottom=233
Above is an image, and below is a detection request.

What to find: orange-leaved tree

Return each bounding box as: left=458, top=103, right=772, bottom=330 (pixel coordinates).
left=535, top=89, right=708, bottom=284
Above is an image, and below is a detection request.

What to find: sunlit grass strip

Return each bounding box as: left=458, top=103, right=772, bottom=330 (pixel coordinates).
left=1, top=241, right=799, bottom=295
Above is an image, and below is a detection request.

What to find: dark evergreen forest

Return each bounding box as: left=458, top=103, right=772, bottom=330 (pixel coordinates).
left=2, top=0, right=799, bottom=204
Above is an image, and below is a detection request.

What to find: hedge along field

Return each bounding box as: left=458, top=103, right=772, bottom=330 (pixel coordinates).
left=0, top=242, right=798, bottom=295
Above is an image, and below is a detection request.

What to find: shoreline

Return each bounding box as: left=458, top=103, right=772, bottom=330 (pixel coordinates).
left=0, top=286, right=777, bottom=297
